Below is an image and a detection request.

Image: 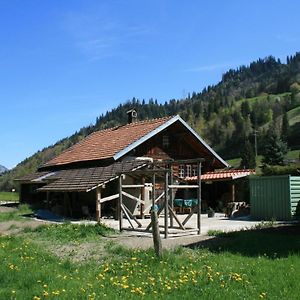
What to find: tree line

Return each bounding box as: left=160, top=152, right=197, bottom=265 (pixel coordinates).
left=1, top=52, right=300, bottom=191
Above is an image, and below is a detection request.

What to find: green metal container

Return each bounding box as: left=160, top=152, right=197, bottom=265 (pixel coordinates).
left=250, top=175, right=300, bottom=220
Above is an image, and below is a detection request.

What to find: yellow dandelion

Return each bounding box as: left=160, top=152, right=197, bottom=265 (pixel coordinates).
left=43, top=291, right=49, bottom=297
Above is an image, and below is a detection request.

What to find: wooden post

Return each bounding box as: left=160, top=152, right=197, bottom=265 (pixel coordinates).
left=118, top=175, right=123, bottom=232
left=152, top=173, right=156, bottom=208
left=164, top=171, right=169, bottom=239
left=151, top=210, right=162, bottom=258
left=169, top=166, right=174, bottom=228
left=151, top=172, right=162, bottom=257
left=140, top=177, right=145, bottom=218
left=96, top=187, right=101, bottom=222
left=232, top=183, right=235, bottom=202
left=197, top=162, right=202, bottom=235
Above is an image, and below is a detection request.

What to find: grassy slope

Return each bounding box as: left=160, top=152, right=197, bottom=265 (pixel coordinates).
left=227, top=150, right=300, bottom=174
left=0, top=223, right=299, bottom=300
left=288, top=106, right=300, bottom=126
left=226, top=93, right=300, bottom=168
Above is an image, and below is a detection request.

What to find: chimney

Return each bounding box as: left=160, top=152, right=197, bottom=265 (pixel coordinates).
left=127, top=109, right=138, bottom=124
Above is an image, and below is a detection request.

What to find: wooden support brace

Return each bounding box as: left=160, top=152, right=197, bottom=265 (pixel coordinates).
left=100, top=193, right=119, bottom=203
left=168, top=204, right=185, bottom=230
left=144, top=191, right=165, bottom=212
left=182, top=206, right=197, bottom=226
left=122, top=191, right=145, bottom=205
left=122, top=204, right=142, bottom=227
left=121, top=204, right=134, bottom=229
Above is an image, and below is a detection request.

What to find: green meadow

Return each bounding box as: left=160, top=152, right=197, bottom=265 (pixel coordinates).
left=0, top=219, right=299, bottom=300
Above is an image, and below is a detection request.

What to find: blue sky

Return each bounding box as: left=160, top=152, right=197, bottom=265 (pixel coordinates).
left=1, top=0, right=300, bottom=169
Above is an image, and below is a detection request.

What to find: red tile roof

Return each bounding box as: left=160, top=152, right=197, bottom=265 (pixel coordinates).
left=42, top=116, right=173, bottom=168
left=186, top=169, right=255, bottom=182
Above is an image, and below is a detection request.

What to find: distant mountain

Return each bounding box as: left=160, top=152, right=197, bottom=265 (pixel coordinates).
left=1, top=52, right=300, bottom=191
left=0, top=165, right=8, bottom=175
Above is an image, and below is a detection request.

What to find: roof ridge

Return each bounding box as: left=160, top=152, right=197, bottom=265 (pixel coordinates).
left=90, top=115, right=175, bottom=134
left=41, top=115, right=176, bottom=168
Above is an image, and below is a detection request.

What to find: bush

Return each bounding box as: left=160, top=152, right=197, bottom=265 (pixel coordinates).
left=261, top=164, right=300, bottom=176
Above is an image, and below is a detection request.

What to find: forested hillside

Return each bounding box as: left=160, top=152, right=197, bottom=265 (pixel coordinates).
left=1, top=53, right=300, bottom=191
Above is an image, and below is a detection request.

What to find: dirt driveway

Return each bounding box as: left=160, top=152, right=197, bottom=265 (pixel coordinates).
left=0, top=205, right=264, bottom=250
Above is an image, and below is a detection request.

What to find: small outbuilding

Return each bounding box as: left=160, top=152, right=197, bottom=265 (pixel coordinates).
left=250, top=175, right=300, bottom=220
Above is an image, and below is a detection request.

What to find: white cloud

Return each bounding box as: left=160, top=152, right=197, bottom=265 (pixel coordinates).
left=62, top=10, right=152, bottom=61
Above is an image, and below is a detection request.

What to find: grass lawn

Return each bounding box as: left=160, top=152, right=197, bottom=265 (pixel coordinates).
left=0, top=192, right=19, bottom=202
left=0, top=204, right=32, bottom=222
left=0, top=219, right=299, bottom=299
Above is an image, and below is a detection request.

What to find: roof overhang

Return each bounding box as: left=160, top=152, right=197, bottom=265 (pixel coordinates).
left=185, top=169, right=255, bottom=182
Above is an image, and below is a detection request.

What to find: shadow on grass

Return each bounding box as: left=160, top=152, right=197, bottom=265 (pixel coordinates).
left=187, top=224, right=300, bottom=258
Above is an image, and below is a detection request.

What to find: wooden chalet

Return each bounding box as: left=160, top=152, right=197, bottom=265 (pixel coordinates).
left=17, top=110, right=229, bottom=233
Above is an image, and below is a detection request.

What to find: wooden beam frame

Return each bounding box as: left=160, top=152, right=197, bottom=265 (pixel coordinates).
left=117, top=158, right=203, bottom=238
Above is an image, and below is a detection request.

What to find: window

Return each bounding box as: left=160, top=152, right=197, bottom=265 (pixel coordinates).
left=186, top=165, right=192, bottom=177
left=179, top=165, right=185, bottom=178
left=192, top=165, right=198, bottom=176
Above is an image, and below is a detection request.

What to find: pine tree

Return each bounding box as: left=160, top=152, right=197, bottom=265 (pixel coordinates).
left=262, top=126, right=288, bottom=166
left=240, top=139, right=256, bottom=169
left=281, top=112, right=289, bottom=142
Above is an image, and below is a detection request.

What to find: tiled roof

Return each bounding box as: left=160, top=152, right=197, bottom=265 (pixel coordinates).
left=185, top=169, right=255, bottom=182
left=42, top=116, right=172, bottom=168
left=15, top=171, right=51, bottom=182
left=37, top=160, right=147, bottom=192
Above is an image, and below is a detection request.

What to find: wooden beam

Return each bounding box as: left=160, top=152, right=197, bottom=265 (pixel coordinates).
left=169, top=167, right=174, bottom=228
left=121, top=204, right=134, bottom=229
left=152, top=173, right=156, bottom=208
left=122, top=191, right=145, bottom=204
left=151, top=210, right=162, bottom=258
left=118, top=169, right=170, bottom=175
left=118, top=176, right=123, bottom=232
left=182, top=206, right=197, bottom=226
left=168, top=204, right=185, bottom=230
left=168, top=185, right=199, bottom=189
left=100, top=193, right=119, bottom=203
left=140, top=177, right=145, bottom=218
left=197, top=162, right=202, bottom=235
left=145, top=190, right=165, bottom=213
left=96, top=187, right=101, bottom=222
left=232, top=183, right=235, bottom=202
left=164, top=171, right=169, bottom=239
left=122, top=204, right=142, bottom=227
left=154, top=158, right=205, bottom=165
left=122, top=184, right=145, bottom=188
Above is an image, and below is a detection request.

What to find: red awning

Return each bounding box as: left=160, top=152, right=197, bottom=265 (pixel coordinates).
left=185, top=169, right=255, bottom=182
